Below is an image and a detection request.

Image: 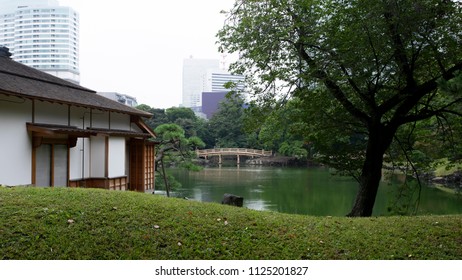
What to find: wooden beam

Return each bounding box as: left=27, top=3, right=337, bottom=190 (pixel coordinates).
left=105, top=136, right=109, bottom=178
left=131, top=116, right=156, bottom=138
left=50, top=144, right=55, bottom=187
left=32, top=99, right=35, bottom=124
left=31, top=144, right=36, bottom=186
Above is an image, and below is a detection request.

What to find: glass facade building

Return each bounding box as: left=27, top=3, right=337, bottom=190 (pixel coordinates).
left=0, top=0, right=80, bottom=84
left=204, top=70, right=245, bottom=93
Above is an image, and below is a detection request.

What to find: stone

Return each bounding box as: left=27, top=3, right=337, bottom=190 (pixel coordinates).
left=221, top=193, right=244, bottom=207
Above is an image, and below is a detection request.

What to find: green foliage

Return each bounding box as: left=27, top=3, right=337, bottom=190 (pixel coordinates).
left=155, top=172, right=182, bottom=192
left=208, top=94, right=250, bottom=148
left=279, top=140, right=308, bottom=159
left=135, top=104, right=151, bottom=112
left=154, top=123, right=205, bottom=196
left=246, top=98, right=310, bottom=158
left=154, top=124, right=206, bottom=157
left=136, top=104, right=169, bottom=131
left=155, top=124, right=186, bottom=142
left=1, top=187, right=461, bottom=260
left=137, top=104, right=208, bottom=141
left=165, top=107, right=203, bottom=138
left=385, top=176, right=424, bottom=216
left=166, top=107, right=197, bottom=123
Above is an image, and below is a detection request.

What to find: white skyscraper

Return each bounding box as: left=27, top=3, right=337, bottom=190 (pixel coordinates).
left=0, top=0, right=80, bottom=84
left=182, top=58, right=220, bottom=111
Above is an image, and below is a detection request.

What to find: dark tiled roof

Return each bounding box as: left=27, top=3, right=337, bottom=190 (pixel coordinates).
left=0, top=56, right=151, bottom=117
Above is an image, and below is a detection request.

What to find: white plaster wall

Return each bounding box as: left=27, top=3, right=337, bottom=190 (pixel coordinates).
left=69, top=107, right=91, bottom=129
left=69, top=140, right=82, bottom=180
left=0, top=96, right=32, bottom=185
left=67, top=108, right=133, bottom=180
left=69, top=138, right=91, bottom=180
left=130, top=123, right=143, bottom=133
left=35, top=101, right=68, bottom=125
left=108, top=137, right=126, bottom=178
left=68, top=107, right=132, bottom=131
left=110, top=113, right=131, bottom=130
left=89, top=136, right=105, bottom=177
left=91, top=109, right=109, bottom=129
left=67, top=107, right=91, bottom=181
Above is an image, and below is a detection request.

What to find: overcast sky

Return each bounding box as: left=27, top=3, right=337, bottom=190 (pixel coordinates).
left=58, top=0, right=236, bottom=109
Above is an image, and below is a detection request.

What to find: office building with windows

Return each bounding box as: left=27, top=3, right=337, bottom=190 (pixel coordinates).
left=182, top=58, right=246, bottom=119
left=182, top=58, right=220, bottom=111
left=0, top=0, right=80, bottom=84
left=204, top=69, right=245, bottom=93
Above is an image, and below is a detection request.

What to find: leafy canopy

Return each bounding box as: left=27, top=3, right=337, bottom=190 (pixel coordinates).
left=218, top=0, right=462, bottom=170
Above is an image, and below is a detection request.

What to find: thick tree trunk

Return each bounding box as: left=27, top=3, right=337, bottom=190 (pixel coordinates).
left=347, top=123, right=396, bottom=217
left=347, top=152, right=384, bottom=217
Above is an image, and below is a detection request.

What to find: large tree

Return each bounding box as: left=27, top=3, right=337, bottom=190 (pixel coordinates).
left=218, top=0, right=462, bottom=216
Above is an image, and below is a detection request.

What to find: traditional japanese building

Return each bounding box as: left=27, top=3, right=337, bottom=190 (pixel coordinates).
left=0, top=46, right=155, bottom=192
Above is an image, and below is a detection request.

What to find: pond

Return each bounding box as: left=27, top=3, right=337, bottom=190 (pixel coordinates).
left=163, top=166, right=462, bottom=216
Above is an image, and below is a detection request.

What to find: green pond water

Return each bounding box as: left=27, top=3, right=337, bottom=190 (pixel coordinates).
left=164, top=166, right=462, bottom=216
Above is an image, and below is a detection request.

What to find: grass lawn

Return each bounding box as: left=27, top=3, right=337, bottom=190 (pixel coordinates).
left=0, top=187, right=461, bottom=260
left=433, top=158, right=462, bottom=177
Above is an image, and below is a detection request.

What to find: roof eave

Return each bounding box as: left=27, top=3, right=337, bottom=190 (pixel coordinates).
left=0, top=89, right=152, bottom=118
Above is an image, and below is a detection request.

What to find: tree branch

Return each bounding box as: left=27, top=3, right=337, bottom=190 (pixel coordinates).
left=383, top=6, right=416, bottom=88
left=295, top=41, right=371, bottom=125
left=154, top=139, right=181, bottom=162
left=390, top=62, right=462, bottom=125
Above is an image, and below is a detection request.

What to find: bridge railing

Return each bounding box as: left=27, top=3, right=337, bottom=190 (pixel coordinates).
left=196, top=148, right=272, bottom=157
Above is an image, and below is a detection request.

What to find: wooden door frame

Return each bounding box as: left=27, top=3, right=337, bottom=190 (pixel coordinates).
left=31, top=136, right=70, bottom=187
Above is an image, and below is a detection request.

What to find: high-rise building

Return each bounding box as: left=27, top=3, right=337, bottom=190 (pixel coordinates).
left=182, top=58, right=246, bottom=119
left=182, top=58, right=220, bottom=111
left=201, top=70, right=246, bottom=119
left=0, top=0, right=80, bottom=84
left=204, top=69, right=245, bottom=93
left=201, top=91, right=228, bottom=120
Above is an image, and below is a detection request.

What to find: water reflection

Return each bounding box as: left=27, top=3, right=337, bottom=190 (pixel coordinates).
left=164, top=166, right=462, bottom=216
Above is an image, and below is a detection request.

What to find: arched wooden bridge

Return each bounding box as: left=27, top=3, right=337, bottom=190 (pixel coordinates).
left=196, top=148, right=272, bottom=164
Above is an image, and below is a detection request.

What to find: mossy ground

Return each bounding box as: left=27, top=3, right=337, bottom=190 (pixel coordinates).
left=0, top=187, right=460, bottom=260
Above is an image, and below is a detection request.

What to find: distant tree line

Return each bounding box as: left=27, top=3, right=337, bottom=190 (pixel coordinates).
left=137, top=93, right=311, bottom=159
